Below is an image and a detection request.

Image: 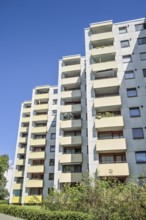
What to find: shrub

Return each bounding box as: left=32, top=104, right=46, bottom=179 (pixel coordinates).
left=0, top=200, right=8, bottom=204
left=0, top=204, right=94, bottom=220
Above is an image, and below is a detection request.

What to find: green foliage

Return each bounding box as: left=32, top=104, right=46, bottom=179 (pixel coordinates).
left=43, top=176, right=146, bottom=220
left=0, top=204, right=94, bottom=220
left=0, top=200, right=8, bottom=204
left=0, top=155, right=9, bottom=200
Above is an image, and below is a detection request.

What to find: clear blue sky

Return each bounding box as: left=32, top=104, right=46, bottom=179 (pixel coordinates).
left=0, top=0, right=146, bottom=161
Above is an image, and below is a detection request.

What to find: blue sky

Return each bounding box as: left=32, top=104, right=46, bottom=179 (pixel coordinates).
left=0, top=0, right=146, bottom=161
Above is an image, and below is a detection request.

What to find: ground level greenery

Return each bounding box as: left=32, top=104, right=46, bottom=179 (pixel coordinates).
left=0, top=176, right=146, bottom=219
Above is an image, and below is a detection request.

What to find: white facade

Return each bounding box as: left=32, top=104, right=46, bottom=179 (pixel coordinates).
left=10, top=17, right=146, bottom=204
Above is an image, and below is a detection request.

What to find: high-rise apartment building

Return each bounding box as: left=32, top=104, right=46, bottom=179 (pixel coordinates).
left=10, top=85, right=58, bottom=204
left=10, top=17, right=146, bottom=204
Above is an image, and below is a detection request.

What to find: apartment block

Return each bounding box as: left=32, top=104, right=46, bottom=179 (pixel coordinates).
left=85, top=18, right=146, bottom=182
left=10, top=17, right=146, bottom=204
left=10, top=85, right=58, bottom=204
left=54, top=55, right=88, bottom=189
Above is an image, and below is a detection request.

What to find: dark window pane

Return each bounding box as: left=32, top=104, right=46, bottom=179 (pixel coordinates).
left=132, top=128, right=144, bottom=139
left=129, top=107, right=140, bottom=117
left=127, top=88, right=137, bottom=97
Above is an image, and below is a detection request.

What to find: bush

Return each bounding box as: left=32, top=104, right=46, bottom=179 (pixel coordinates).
left=0, top=200, right=8, bottom=204
left=0, top=204, right=94, bottom=220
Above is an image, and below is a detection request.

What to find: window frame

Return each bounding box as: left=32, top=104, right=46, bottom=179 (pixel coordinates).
left=143, top=69, right=146, bottom=77
left=129, top=107, right=140, bottom=117
left=123, top=55, right=132, bottom=63
left=132, top=128, right=144, bottom=139
left=125, top=71, right=134, bottom=79
left=135, top=152, right=146, bottom=163
left=52, top=99, right=57, bottom=105
left=51, top=133, right=56, bottom=139
left=53, top=89, right=58, bottom=94
left=127, top=88, right=137, bottom=97
left=138, top=37, right=146, bottom=45
left=50, top=145, right=55, bottom=152
left=49, top=159, right=55, bottom=166
left=140, top=52, right=146, bottom=61
left=51, top=121, right=56, bottom=127
left=49, top=173, right=54, bottom=180
left=121, top=40, right=130, bottom=48
left=119, top=26, right=127, bottom=34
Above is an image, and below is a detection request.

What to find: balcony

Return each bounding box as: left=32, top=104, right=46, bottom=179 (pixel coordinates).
left=13, top=183, right=22, bottom=189
left=16, top=159, right=25, bottom=165
left=27, top=165, right=44, bottom=173
left=61, top=89, right=81, bottom=100
left=60, top=154, right=82, bottom=164
left=93, top=78, right=119, bottom=90
left=95, top=116, right=124, bottom=131
left=92, top=61, right=117, bottom=72
left=29, top=152, right=45, bottom=159
left=19, top=137, right=27, bottom=144
left=20, top=127, right=28, bottom=133
left=31, top=127, right=47, bottom=134
left=21, top=117, right=30, bottom=123
left=30, top=139, right=46, bottom=146
left=61, top=76, right=81, bottom=87
left=34, top=93, right=49, bottom=100
left=17, top=147, right=26, bottom=154
left=61, top=104, right=81, bottom=113
left=96, top=138, right=127, bottom=152
left=32, top=115, right=48, bottom=122
left=24, top=195, right=42, bottom=203
left=15, top=171, right=24, bottom=177
left=60, top=173, right=82, bottom=183
left=12, top=197, right=21, bottom=203
left=97, top=163, right=129, bottom=177
left=91, top=32, right=114, bottom=43
left=60, top=136, right=82, bottom=146
left=62, top=64, right=81, bottom=73
left=22, top=108, right=31, bottom=114
left=61, top=119, right=82, bottom=130
left=94, top=96, right=121, bottom=110
left=92, top=45, right=115, bottom=57
left=26, top=180, right=43, bottom=188
left=33, top=104, right=48, bottom=111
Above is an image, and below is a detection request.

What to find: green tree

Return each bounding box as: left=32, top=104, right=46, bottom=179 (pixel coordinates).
left=43, top=175, right=146, bottom=219
left=0, top=154, right=9, bottom=200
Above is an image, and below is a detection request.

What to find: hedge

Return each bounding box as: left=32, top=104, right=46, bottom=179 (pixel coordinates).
left=0, top=200, right=8, bottom=204
left=0, top=204, right=95, bottom=220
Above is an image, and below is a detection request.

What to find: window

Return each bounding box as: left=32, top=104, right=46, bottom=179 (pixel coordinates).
left=138, top=37, right=146, bottom=45
left=49, top=173, right=54, bottom=180
left=123, top=55, right=132, bottom=63
left=51, top=121, right=56, bottom=127
left=129, top=107, right=140, bottom=117
left=125, top=71, right=134, bottom=79
left=53, top=99, right=57, bottom=105
left=98, top=131, right=123, bottom=139
left=121, top=40, right=130, bottom=48
left=127, top=88, right=137, bottom=97
left=52, top=110, right=57, bottom=115
left=143, top=69, right=146, bottom=77
left=132, top=128, right=144, bottom=139
left=50, top=145, right=55, bottom=152
left=49, top=159, right=55, bottom=166
left=135, top=23, right=146, bottom=31
left=135, top=152, right=146, bottom=163
left=99, top=153, right=126, bottom=164
left=119, top=26, right=127, bottom=34
left=13, top=190, right=22, bottom=196
left=51, top=133, right=56, bottom=139
left=140, top=52, right=146, bottom=61
left=53, top=89, right=58, bottom=94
